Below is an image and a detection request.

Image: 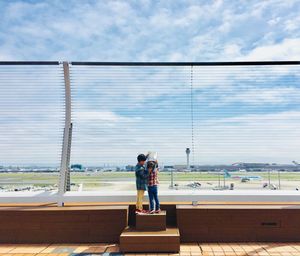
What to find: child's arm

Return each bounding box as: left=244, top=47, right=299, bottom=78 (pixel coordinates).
left=142, top=168, right=149, bottom=178
left=137, top=167, right=148, bottom=178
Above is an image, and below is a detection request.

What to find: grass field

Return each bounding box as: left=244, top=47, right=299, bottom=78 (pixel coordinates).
left=1, top=171, right=300, bottom=181
left=1, top=171, right=300, bottom=191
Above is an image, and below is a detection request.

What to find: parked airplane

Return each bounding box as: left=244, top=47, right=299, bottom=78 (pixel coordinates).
left=223, top=170, right=262, bottom=181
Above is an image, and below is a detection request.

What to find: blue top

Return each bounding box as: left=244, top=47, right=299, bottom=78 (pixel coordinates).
left=135, top=163, right=149, bottom=190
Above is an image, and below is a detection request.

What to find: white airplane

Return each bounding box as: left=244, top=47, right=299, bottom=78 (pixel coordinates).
left=223, top=170, right=262, bottom=181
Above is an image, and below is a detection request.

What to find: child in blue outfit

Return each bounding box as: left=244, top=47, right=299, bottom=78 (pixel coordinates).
left=135, top=154, right=148, bottom=214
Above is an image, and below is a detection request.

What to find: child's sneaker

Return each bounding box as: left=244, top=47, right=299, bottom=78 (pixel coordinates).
left=135, top=209, right=142, bottom=214
left=149, top=210, right=155, bottom=214
left=155, top=209, right=161, bottom=214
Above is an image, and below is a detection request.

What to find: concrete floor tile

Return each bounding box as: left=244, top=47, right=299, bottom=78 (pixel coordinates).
left=0, top=247, right=15, bottom=253
left=190, top=252, right=202, bottom=256
left=9, top=245, right=47, bottom=254
left=3, top=243, right=300, bottom=256
left=179, top=252, right=191, bottom=256
left=181, top=246, right=192, bottom=252
left=199, top=245, right=212, bottom=252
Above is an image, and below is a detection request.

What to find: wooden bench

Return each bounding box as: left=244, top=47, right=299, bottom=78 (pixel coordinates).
left=0, top=205, right=128, bottom=243
left=177, top=204, right=300, bottom=242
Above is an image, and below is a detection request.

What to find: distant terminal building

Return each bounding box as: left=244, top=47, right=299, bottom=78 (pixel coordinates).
left=232, top=162, right=270, bottom=168
left=125, top=165, right=135, bottom=171
left=161, top=166, right=175, bottom=172
left=71, top=164, right=84, bottom=172
left=173, top=165, right=186, bottom=171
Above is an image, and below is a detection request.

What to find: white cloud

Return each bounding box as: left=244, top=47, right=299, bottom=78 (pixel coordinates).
left=74, top=111, right=141, bottom=124
left=241, top=38, right=300, bottom=61
left=285, top=16, right=300, bottom=31
left=209, top=111, right=300, bottom=125
left=216, top=87, right=300, bottom=106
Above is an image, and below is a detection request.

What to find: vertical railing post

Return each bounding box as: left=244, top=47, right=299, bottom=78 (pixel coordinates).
left=66, top=123, right=73, bottom=191
left=58, top=61, right=72, bottom=206
left=170, top=169, right=174, bottom=189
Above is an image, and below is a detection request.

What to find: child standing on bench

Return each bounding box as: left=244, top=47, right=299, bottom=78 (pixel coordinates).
left=147, top=160, right=161, bottom=214
left=135, top=154, right=148, bottom=214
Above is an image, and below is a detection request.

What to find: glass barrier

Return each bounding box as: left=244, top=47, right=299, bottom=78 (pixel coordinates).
left=1, top=62, right=300, bottom=193
left=0, top=64, right=64, bottom=192
left=68, top=63, right=300, bottom=192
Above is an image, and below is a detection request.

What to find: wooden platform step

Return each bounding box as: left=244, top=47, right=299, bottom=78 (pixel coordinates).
left=136, top=211, right=166, bottom=231
left=120, top=227, right=180, bottom=253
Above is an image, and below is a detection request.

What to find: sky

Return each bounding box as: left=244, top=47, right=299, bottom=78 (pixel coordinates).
left=1, top=0, right=300, bottom=61
left=0, top=0, right=300, bottom=166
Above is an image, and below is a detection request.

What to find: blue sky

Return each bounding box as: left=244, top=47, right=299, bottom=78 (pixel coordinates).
left=1, top=0, right=300, bottom=61
left=0, top=1, right=300, bottom=166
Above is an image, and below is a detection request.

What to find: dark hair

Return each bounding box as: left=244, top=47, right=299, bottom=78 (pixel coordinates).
left=147, top=161, right=155, bottom=169
left=137, top=154, right=146, bottom=162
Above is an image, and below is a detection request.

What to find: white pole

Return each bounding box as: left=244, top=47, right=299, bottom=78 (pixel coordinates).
left=58, top=61, right=72, bottom=206
left=186, top=148, right=191, bottom=170
left=268, top=169, right=271, bottom=189
left=171, top=169, right=174, bottom=188
left=278, top=170, right=281, bottom=190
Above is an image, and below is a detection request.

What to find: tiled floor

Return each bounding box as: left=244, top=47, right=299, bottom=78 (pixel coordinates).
left=1, top=243, right=300, bottom=255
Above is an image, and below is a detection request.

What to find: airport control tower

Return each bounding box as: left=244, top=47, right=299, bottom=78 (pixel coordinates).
left=186, top=148, right=191, bottom=170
